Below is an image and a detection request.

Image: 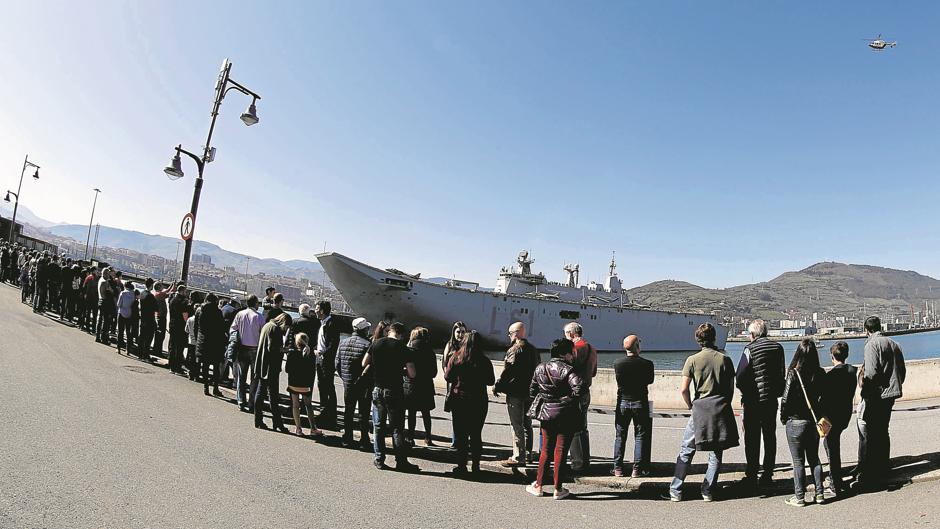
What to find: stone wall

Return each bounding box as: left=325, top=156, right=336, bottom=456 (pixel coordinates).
left=433, top=356, right=940, bottom=410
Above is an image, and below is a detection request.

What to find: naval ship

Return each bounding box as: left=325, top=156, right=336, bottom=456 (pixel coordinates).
left=316, top=250, right=728, bottom=352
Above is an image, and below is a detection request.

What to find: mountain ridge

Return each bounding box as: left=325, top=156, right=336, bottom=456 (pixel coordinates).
left=43, top=223, right=323, bottom=280
left=628, top=261, right=940, bottom=319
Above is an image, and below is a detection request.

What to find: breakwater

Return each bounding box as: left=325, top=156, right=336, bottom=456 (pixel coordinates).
left=436, top=357, right=940, bottom=410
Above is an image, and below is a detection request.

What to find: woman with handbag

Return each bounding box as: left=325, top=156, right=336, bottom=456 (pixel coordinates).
left=780, top=338, right=829, bottom=507
left=525, top=338, right=584, bottom=500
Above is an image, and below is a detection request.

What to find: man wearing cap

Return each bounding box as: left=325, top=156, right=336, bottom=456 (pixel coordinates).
left=336, top=317, right=374, bottom=448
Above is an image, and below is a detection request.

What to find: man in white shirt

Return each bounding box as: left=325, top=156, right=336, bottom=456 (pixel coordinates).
left=231, top=295, right=265, bottom=411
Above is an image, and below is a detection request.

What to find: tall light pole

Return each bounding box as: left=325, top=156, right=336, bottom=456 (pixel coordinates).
left=5, top=155, right=40, bottom=242
left=164, top=58, right=261, bottom=284
left=84, top=188, right=101, bottom=260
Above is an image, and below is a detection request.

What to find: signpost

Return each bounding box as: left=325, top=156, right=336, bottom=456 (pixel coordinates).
left=180, top=213, right=195, bottom=241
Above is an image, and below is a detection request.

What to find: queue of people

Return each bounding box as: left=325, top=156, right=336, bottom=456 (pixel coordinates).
left=0, top=242, right=910, bottom=504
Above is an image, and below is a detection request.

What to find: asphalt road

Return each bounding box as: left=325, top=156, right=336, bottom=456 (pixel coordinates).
left=1, top=283, right=938, bottom=528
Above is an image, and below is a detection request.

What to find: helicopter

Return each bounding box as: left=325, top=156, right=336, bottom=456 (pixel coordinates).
left=864, top=34, right=897, bottom=50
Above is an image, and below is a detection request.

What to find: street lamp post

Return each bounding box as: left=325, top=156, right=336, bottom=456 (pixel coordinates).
left=164, top=58, right=261, bottom=284
left=84, top=188, right=101, bottom=260
left=5, top=155, right=40, bottom=242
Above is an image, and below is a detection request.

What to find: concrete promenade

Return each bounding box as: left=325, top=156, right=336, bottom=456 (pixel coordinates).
left=1, top=283, right=939, bottom=528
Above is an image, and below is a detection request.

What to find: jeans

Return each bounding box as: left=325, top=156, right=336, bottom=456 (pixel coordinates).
left=117, top=316, right=134, bottom=351
left=506, top=395, right=534, bottom=463
left=536, top=427, right=570, bottom=490
left=82, top=302, right=98, bottom=332
left=613, top=399, right=651, bottom=471
left=857, top=397, right=895, bottom=484
left=343, top=380, right=372, bottom=443
left=316, top=361, right=337, bottom=424
left=742, top=399, right=778, bottom=479
left=253, top=375, right=283, bottom=428
left=568, top=392, right=591, bottom=471
left=670, top=417, right=723, bottom=498
left=371, top=387, right=409, bottom=465
left=96, top=303, right=115, bottom=343
left=824, top=425, right=846, bottom=490
left=785, top=419, right=824, bottom=499
left=234, top=344, right=256, bottom=408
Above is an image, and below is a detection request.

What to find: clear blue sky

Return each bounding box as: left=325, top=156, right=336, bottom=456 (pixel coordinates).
left=2, top=1, right=938, bottom=288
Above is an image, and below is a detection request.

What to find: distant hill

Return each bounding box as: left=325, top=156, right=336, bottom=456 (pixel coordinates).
left=627, top=262, right=940, bottom=319
left=0, top=203, right=58, bottom=229
left=45, top=224, right=323, bottom=280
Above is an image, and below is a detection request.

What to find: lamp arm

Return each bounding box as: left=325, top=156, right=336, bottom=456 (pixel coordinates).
left=175, top=146, right=206, bottom=171
left=224, top=78, right=261, bottom=100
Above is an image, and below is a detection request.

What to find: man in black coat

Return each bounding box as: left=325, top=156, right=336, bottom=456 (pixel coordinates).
left=167, top=285, right=190, bottom=374
left=137, top=278, right=157, bottom=361
left=314, top=300, right=341, bottom=428
left=735, top=319, right=785, bottom=487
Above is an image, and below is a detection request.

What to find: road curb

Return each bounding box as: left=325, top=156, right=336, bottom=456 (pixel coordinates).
left=478, top=461, right=940, bottom=492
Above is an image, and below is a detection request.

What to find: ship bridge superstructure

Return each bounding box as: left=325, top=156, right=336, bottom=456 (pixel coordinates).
left=493, top=250, right=629, bottom=306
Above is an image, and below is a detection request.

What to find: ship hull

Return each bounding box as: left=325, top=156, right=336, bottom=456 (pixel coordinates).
left=316, top=252, right=728, bottom=352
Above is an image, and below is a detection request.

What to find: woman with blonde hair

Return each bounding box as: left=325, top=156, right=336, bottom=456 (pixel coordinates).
left=285, top=332, right=322, bottom=437
left=405, top=326, right=438, bottom=446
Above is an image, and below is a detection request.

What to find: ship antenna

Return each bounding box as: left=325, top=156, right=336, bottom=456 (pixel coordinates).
left=609, top=251, right=617, bottom=276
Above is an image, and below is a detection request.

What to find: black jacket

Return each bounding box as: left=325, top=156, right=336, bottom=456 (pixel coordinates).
left=737, top=337, right=786, bottom=404
left=286, top=348, right=317, bottom=388
left=336, top=335, right=371, bottom=387
left=290, top=315, right=321, bottom=349
left=194, top=304, right=226, bottom=362
left=404, top=337, right=438, bottom=411
left=168, top=293, right=189, bottom=333
left=821, top=363, right=858, bottom=430
left=780, top=367, right=826, bottom=424
left=445, top=354, right=495, bottom=402
left=316, top=316, right=341, bottom=369
left=139, top=291, right=157, bottom=326
left=494, top=339, right=542, bottom=398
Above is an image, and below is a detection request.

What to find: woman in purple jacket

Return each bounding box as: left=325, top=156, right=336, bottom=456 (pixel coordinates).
left=526, top=338, right=584, bottom=500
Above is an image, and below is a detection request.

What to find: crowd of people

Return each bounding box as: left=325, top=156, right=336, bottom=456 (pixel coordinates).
left=0, top=241, right=909, bottom=503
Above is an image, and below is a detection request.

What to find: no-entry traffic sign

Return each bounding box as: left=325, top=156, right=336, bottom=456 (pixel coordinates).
left=180, top=213, right=195, bottom=241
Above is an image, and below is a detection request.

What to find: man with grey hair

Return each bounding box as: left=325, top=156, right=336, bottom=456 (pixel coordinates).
left=735, top=318, right=785, bottom=488
left=494, top=321, right=542, bottom=467
left=564, top=321, right=597, bottom=472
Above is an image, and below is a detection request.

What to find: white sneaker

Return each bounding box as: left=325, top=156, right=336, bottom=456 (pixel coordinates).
left=525, top=482, right=543, bottom=497
left=553, top=487, right=571, bottom=500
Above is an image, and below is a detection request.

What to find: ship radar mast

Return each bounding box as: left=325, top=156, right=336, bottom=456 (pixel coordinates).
left=609, top=251, right=617, bottom=277
left=517, top=250, right=534, bottom=276
left=563, top=263, right=580, bottom=287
